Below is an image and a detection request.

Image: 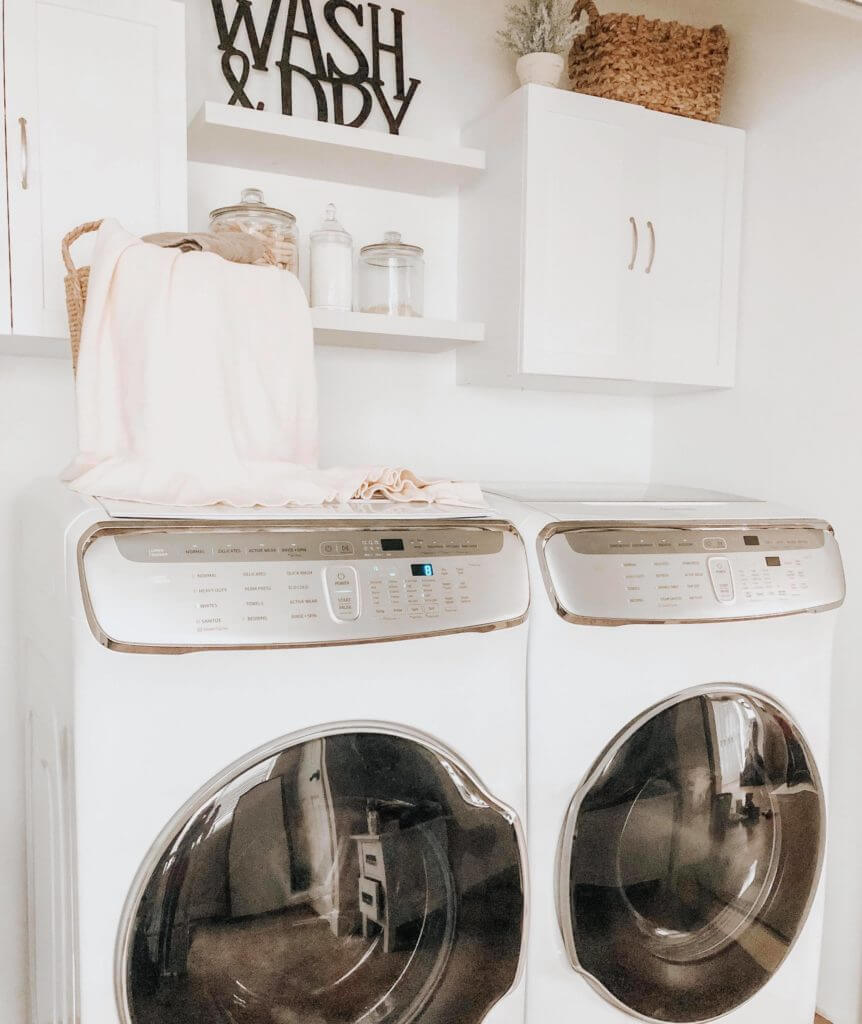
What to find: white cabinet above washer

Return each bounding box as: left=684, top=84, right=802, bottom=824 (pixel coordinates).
left=457, top=86, right=745, bottom=395
left=4, top=0, right=187, bottom=340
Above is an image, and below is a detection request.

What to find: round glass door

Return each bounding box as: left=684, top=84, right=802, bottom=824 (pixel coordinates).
left=121, top=730, right=524, bottom=1024
left=560, top=690, right=824, bottom=1023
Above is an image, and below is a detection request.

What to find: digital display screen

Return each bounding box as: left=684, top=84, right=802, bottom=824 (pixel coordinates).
left=411, top=564, right=434, bottom=577
left=744, top=536, right=760, bottom=547
left=766, top=556, right=781, bottom=567
left=381, top=539, right=405, bottom=552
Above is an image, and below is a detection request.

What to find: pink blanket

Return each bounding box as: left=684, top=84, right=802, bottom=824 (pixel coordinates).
left=63, top=220, right=483, bottom=509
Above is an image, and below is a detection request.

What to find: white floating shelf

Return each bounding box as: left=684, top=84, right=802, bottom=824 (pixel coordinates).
left=311, top=310, right=484, bottom=353
left=0, top=314, right=483, bottom=361
left=0, top=335, right=70, bottom=360
left=188, top=102, right=486, bottom=196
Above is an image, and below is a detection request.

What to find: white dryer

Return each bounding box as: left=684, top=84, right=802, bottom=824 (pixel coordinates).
left=18, top=482, right=531, bottom=1024
left=486, top=484, right=845, bottom=1024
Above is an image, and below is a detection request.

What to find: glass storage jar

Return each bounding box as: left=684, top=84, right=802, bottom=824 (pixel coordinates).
left=310, top=203, right=353, bottom=311
left=209, top=187, right=299, bottom=274
left=359, top=231, right=424, bottom=317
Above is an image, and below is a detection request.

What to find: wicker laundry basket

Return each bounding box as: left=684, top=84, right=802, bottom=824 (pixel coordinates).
left=62, top=219, right=102, bottom=374
left=568, top=0, right=729, bottom=123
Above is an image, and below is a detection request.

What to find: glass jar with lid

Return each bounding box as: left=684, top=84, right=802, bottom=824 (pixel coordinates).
left=310, top=203, right=353, bottom=311
left=359, top=231, right=424, bottom=318
left=209, top=188, right=299, bottom=274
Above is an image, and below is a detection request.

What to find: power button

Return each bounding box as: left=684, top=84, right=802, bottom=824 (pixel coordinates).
left=325, top=566, right=361, bottom=622
left=708, top=557, right=735, bottom=604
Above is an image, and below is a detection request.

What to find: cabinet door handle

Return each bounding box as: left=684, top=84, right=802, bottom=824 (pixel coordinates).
left=18, top=117, right=29, bottom=190
left=628, top=217, right=639, bottom=271
left=645, top=220, right=656, bottom=274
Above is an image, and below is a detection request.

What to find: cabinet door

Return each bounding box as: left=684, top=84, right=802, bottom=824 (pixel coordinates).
left=5, top=0, right=187, bottom=339
left=520, top=91, right=646, bottom=381
left=639, top=117, right=744, bottom=387
left=0, top=44, right=11, bottom=336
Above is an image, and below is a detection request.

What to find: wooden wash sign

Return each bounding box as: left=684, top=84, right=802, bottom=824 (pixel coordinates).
left=211, top=0, right=423, bottom=135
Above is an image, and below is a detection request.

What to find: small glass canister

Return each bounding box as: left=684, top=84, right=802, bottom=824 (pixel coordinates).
left=209, top=187, right=299, bottom=274
left=310, top=204, right=353, bottom=311
left=359, top=231, right=424, bottom=318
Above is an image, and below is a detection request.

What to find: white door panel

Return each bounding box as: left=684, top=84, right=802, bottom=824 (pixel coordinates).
left=521, top=100, right=638, bottom=378
left=5, top=0, right=187, bottom=339
left=646, top=132, right=728, bottom=378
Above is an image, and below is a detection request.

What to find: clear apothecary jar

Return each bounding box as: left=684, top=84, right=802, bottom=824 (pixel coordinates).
left=359, top=232, right=424, bottom=317
left=310, top=204, right=353, bottom=311
left=209, top=188, right=299, bottom=274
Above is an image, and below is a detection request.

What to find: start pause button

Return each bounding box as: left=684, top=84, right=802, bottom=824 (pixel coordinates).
left=325, top=566, right=361, bottom=622
left=708, top=557, right=735, bottom=604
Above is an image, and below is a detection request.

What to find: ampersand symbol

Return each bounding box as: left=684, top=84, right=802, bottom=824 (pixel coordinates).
left=221, top=48, right=264, bottom=110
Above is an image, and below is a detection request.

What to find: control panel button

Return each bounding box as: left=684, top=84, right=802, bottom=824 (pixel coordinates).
left=703, top=537, right=728, bottom=551
left=325, top=566, right=360, bottom=622
left=708, top=557, right=735, bottom=604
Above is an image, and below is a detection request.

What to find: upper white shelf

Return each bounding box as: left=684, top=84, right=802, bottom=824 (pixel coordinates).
left=188, top=102, right=486, bottom=196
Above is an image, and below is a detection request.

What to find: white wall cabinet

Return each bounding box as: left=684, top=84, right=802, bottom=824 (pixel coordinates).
left=458, top=86, right=745, bottom=394
left=0, top=45, right=11, bottom=338
left=4, top=0, right=188, bottom=340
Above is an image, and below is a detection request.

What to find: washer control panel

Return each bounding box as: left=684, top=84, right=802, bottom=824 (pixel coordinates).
left=542, top=524, right=845, bottom=624
left=80, top=522, right=529, bottom=649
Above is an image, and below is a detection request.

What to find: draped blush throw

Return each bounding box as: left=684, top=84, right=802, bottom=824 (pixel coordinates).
left=63, top=220, right=484, bottom=509
left=63, top=218, right=319, bottom=506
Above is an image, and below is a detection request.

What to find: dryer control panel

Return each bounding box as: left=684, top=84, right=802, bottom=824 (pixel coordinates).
left=541, top=523, right=845, bottom=625
left=79, top=521, right=529, bottom=651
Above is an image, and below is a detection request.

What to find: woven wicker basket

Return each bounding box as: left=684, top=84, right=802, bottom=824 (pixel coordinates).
left=568, top=0, right=729, bottom=123
left=62, top=219, right=102, bottom=374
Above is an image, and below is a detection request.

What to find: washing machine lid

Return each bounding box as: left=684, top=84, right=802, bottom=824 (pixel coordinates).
left=486, top=482, right=748, bottom=504
left=484, top=482, right=800, bottom=525
left=96, top=497, right=495, bottom=521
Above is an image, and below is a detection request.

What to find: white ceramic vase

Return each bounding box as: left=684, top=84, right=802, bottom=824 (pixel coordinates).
left=516, top=51, right=565, bottom=88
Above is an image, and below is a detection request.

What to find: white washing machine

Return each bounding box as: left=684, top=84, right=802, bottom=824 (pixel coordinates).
left=486, top=484, right=846, bottom=1024
left=18, top=481, right=531, bottom=1024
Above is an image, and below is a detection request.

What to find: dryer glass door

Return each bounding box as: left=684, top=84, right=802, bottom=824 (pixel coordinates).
left=121, top=730, right=524, bottom=1024
left=560, top=690, right=824, bottom=1022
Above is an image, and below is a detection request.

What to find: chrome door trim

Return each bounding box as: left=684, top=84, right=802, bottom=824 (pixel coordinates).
left=77, top=518, right=530, bottom=654
left=554, top=682, right=827, bottom=1024
left=537, top=519, right=845, bottom=627
left=114, top=720, right=530, bottom=1024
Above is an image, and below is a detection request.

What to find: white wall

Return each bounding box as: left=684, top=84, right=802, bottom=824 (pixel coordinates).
left=0, top=3, right=653, bottom=1023
left=0, top=357, right=77, bottom=1022
left=619, top=0, right=862, bottom=1020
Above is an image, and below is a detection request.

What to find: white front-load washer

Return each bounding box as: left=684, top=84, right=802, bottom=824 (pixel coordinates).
left=486, top=484, right=846, bottom=1024
left=18, top=481, right=531, bottom=1024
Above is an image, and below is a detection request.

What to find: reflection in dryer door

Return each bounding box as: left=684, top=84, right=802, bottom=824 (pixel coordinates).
left=124, top=733, right=524, bottom=1024
left=562, top=692, right=824, bottom=1023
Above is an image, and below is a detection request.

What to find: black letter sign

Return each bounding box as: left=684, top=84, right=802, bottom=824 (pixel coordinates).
left=213, top=0, right=423, bottom=135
